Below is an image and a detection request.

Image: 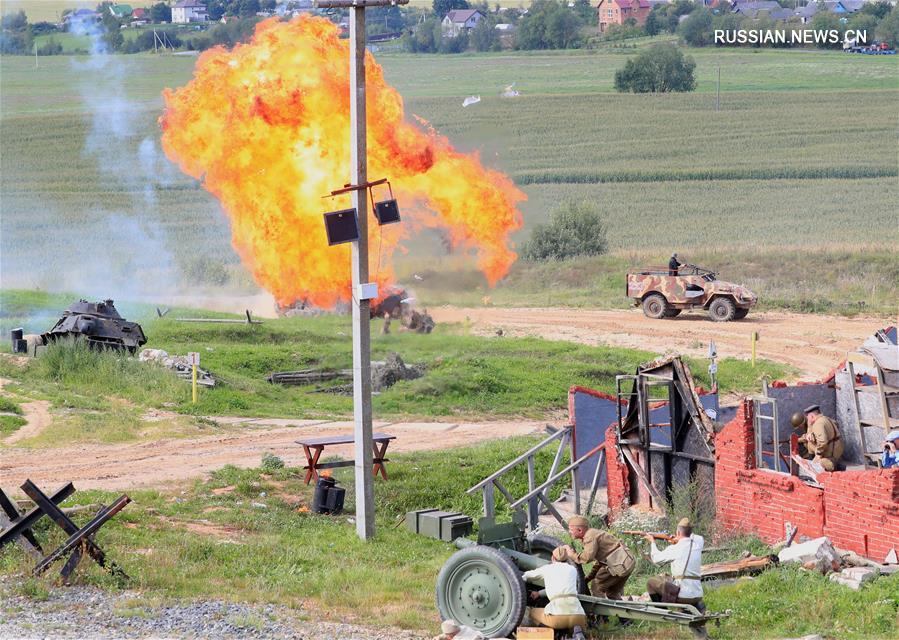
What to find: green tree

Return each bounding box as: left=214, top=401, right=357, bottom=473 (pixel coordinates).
left=207, top=1, right=227, bottom=21
left=239, top=0, right=260, bottom=18
left=515, top=0, right=582, bottom=50
left=860, top=1, right=892, bottom=20
left=644, top=6, right=665, bottom=36
left=876, top=6, right=899, bottom=47
left=679, top=8, right=713, bottom=47
left=1, top=9, right=28, bottom=31
left=0, top=10, right=32, bottom=54
left=522, top=201, right=608, bottom=262
left=573, top=0, right=596, bottom=27
left=614, top=43, right=696, bottom=93
left=810, top=11, right=841, bottom=49
left=471, top=18, right=499, bottom=51
left=433, top=0, right=470, bottom=18
left=847, top=13, right=877, bottom=45
left=150, top=2, right=171, bottom=22
left=405, top=17, right=440, bottom=52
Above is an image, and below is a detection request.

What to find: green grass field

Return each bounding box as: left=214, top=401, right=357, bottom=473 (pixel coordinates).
left=1, top=44, right=897, bottom=311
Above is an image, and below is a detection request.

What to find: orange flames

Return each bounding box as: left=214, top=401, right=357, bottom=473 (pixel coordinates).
left=160, top=16, right=524, bottom=308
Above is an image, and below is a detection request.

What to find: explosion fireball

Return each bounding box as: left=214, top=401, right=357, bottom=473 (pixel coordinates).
left=160, top=16, right=524, bottom=308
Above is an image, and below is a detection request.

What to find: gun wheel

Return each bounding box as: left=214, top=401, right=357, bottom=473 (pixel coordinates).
left=435, top=545, right=526, bottom=638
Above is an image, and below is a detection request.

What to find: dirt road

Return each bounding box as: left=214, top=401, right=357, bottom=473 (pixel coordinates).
left=0, top=418, right=546, bottom=492
left=432, top=307, right=888, bottom=381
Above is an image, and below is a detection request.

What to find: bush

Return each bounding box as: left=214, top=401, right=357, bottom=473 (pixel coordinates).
left=521, top=201, right=607, bottom=262
left=876, top=6, right=899, bottom=47
left=36, top=38, right=63, bottom=55
left=471, top=19, right=500, bottom=52
left=614, top=43, right=696, bottom=93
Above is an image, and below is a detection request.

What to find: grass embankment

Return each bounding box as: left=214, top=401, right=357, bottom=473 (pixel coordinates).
left=1, top=49, right=896, bottom=313
left=0, top=289, right=789, bottom=446
left=1, top=440, right=896, bottom=638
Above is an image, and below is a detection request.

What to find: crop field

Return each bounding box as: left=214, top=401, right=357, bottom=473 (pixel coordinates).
left=1, top=45, right=896, bottom=309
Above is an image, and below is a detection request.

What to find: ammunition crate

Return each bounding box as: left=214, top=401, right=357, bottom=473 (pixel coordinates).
left=406, top=509, right=473, bottom=542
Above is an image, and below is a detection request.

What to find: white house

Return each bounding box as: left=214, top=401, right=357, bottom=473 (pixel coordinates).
left=441, top=9, right=485, bottom=37
left=172, top=0, right=208, bottom=24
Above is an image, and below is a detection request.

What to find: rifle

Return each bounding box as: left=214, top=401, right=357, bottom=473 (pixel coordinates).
left=621, top=530, right=676, bottom=543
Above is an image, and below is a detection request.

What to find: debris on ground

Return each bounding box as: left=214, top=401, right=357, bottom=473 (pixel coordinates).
left=139, top=349, right=216, bottom=387
left=828, top=566, right=878, bottom=590
left=372, top=353, right=424, bottom=392
left=778, top=537, right=841, bottom=573
left=269, top=353, right=423, bottom=393
left=701, top=554, right=778, bottom=580
left=173, top=310, right=262, bottom=325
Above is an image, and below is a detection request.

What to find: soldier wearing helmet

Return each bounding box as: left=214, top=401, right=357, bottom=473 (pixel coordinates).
left=795, top=404, right=844, bottom=471
left=668, top=254, right=682, bottom=276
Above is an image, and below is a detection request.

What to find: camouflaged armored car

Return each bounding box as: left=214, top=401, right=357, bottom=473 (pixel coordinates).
left=626, top=264, right=757, bottom=321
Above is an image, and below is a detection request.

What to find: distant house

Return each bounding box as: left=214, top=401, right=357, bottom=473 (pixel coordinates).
left=172, top=0, right=208, bottom=24
left=596, top=0, right=652, bottom=33
left=731, top=0, right=782, bottom=17
left=794, top=2, right=819, bottom=23
left=822, top=0, right=863, bottom=14
left=441, top=9, right=485, bottom=37
left=132, top=7, right=148, bottom=20
left=768, top=7, right=794, bottom=20
left=109, top=4, right=134, bottom=19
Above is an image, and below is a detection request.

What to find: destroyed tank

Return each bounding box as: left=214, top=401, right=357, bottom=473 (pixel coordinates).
left=41, top=299, right=147, bottom=354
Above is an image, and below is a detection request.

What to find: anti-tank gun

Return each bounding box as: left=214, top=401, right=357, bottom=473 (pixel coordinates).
left=434, top=516, right=727, bottom=638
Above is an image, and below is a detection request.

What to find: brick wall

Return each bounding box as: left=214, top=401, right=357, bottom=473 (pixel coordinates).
left=605, top=425, right=630, bottom=517
left=715, top=399, right=899, bottom=560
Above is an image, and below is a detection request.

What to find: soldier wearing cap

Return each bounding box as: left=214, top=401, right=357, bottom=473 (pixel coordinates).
left=522, top=546, right=587, bottom=631
left=796, top=404, right=844, bottom=471
left=643, top=517, right=705, bottom=608
left=556, top=515, right=635, bottom=601
left=432, top=619, right=460, bottom=640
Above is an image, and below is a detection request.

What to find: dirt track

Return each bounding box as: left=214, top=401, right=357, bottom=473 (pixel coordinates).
left=432, top=307, right=889, bottom=381
left=0, top=418, right=546, bottom=492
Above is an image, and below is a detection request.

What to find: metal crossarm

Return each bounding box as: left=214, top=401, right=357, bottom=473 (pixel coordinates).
left=33, top=496, right=131, bottom=576
left=0, top=483, right=75, bottom=550
left=21, top=480, right=129, bottom=581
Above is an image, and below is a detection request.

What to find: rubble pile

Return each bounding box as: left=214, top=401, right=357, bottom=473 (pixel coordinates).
left=139, top=349, right=216, bottom=387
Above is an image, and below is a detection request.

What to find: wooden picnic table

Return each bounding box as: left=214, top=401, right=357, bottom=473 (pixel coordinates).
left=296, top=432, right=396, bottom=485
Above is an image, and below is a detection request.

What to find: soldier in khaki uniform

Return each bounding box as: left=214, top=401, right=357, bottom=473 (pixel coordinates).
left=796, top=404, right=844, bottom=471
left=557, top=516, right=635, bottom=600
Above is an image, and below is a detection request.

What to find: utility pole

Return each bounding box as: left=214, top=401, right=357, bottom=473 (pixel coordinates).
left=315, top=0, right=408, bottom=541
left=716, top=65, right=721, bottom=112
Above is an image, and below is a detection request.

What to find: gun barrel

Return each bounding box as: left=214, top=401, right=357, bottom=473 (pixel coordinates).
left=454, top=538, right=549, bottom=571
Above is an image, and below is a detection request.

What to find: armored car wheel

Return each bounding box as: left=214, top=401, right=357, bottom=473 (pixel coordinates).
left=708, top=297, right=736, bottom=322
left=642, top=294, right=668, bottom=319
left=436, top=545, right=526, bottom=638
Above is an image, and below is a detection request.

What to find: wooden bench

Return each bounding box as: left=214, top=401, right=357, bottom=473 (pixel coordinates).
left=296, top=433, right=396, bottom=485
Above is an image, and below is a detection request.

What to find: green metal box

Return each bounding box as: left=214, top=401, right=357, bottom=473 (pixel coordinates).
left=406, top=509, right=472, bottom=541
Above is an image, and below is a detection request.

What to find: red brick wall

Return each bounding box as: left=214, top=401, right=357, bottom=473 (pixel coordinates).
left=715, top=399, right=899, bottom=559
left=605, top=425, right=630, bottom=517
left=821, top=469, right=899, bottom=559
